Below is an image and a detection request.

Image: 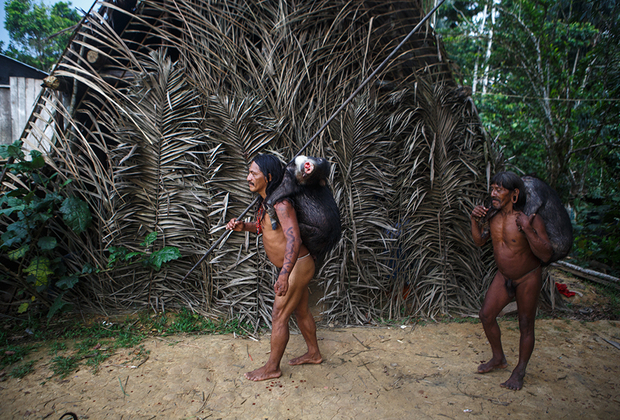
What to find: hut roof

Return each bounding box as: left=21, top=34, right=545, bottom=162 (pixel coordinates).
left=11, top=0, right=492, bottom=325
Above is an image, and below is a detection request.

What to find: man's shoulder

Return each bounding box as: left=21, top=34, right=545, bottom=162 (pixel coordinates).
left=273, top=198, right=294, bottom=208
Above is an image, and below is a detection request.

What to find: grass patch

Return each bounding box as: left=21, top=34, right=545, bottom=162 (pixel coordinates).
left=50, top=355, right=80, bottom=379
left=0, top=344, right=39, bottom=370
left=0, top=309, right=254, bottom=380
left=48, top=341, right=68, bottom=355
left=595, top=283, right=620, bottom=319
left=9, top=360, right=36, bottom=378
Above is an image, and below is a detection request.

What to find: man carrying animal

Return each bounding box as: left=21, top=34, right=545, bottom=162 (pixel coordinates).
left=470, top=171, right=554, bottom=390
left=226, top=154, right=323, bottom=381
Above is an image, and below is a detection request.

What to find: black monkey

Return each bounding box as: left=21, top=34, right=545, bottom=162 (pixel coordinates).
left=521, top=175, right=573, bottom=263
left=480, top=175, right=573, bottom=264
left=264, top=155, right=341, bottom=265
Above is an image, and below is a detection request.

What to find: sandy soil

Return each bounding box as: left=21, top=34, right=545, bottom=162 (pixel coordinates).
left=1, top=275, right=620, bottom=419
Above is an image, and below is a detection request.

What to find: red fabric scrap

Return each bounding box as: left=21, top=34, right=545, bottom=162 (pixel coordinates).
left=555, top=282, right=576, bottom=297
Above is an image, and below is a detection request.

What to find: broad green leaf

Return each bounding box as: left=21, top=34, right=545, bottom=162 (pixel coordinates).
left=47, top=293, right=72, bottom=321
left=59, top=197, right=92, bottom=234
left=18, top=302, right=29, bottom=314
left=38, top=236, right=57, bottom=250
left=7, top=244, right=29, bottom=260
left=1, top=222, right=29, bottom=248
left=56, top=275, right=78, bottom=290
left=24, top=257, right=54, bottom=286
left=0, top=203, right=26, bottom=217
left=0, top=140, right=24, bottom=160
left=125, top=251, right=144, bottom=261
left=28, top=150, right=45, bottom=169
left=141, top=231, right=158, bottom=247
left=146, top=246, right=181, bottom=271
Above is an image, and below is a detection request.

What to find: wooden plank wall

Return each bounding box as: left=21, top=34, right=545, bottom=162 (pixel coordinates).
left=0, top=77, right=43, bottom=145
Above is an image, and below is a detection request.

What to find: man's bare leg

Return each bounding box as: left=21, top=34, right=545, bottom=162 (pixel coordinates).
left=478, top=272, right=512, bottom=373
left=245, top=258, right=315, bottom=381
left=289, top=285, right=322, bottom=365
left=501, top=268, right=542, bottom=390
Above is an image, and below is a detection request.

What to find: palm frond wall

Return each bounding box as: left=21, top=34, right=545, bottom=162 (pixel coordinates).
left=9, top=0, right=495, bottom=326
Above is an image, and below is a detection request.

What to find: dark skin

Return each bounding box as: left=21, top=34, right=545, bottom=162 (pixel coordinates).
left=471, top=183, right=553, bottom=390
left=226, top=161, right=322, bottom=381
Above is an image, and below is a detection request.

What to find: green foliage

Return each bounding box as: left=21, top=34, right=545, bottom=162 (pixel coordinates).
left=49, top=355, right=79, bottom=378
left=2, top=0, right=82, bottom=71
left=0, top=344, right=37, bottom=370
left=596, top=284, right=620, bottom=319
left=572, top=194, right=620, bottom=276
left=437, top=0, right=620, bottom=199
left=107, top=231, right=181, bottom=272
left=0, top=140, right=92, bottom=320
left=165, top=308, right=254, bottom=336
left=48, top=341, right=67, bottom=355
left=9, top=360, right=36, bottom=378
left=436, top=0, right=620, bottom=267
left=0, top=310, right=254, bottom=379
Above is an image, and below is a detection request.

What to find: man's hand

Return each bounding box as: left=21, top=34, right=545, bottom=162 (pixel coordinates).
left=275, top=276, right=288, bottom=297
left=471, top=205, right=489, bottom=220
left=226, top=218, right=244, bottom=231
left=515, top=213, right=536, bottom=232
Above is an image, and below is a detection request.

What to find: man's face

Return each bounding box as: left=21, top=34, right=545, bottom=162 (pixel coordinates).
left=247, top=161, right=269, bottom=195
left=490, top=183, right=518, bottom=209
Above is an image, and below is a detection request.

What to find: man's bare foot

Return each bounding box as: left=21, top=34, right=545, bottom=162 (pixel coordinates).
left=244, top=365, right=281, bottom=381
left=477, top=357, right=507, bottom=373
left=288, top=352, right=323, bottom=366
left=500, top=368, right=525, bottom=390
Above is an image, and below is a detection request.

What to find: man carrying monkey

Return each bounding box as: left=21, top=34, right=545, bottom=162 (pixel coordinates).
left=226, top=154, right=322, bottom=381
left=470, top=171, right=553, bottom=390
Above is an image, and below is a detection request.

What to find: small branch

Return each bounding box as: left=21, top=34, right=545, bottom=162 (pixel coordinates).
left=552, top=261, right=619, bottom=285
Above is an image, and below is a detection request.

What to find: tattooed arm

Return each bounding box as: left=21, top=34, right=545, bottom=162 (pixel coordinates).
left=273, top=200, right=302, bottom=296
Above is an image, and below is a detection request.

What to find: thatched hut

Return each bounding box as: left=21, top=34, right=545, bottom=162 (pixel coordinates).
left=5, top=0, right=498, bottom=328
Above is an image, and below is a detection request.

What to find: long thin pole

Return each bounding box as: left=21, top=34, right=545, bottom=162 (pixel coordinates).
left=182, top=0, right=446, bottom=281
left=295, top=0, right=446, bottom=159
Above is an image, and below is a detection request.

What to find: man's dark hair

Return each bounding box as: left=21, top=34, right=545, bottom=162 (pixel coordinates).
left=491, top=171, right=526, bottom=211
left=251, top=154, right=284, bottom=198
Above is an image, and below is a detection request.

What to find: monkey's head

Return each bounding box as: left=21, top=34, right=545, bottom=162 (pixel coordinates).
left=293, top=155, right=330, bottom=186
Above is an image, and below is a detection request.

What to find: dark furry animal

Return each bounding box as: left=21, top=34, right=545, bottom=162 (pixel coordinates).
left=480, top=175, right=573, bottom=264
left=264, top=155, right=341, bottom=265
left=521, top=175, right=573, bottom=263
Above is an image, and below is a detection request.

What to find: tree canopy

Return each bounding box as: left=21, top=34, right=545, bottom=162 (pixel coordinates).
left=437, top=0, right=620, bottom=201
left=2, top=0, right=82, bottom=71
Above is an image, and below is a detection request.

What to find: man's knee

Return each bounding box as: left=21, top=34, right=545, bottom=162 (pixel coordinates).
left=294, top=304, right=310, bottom=319
left=479, top=307, right=495, bottom=325
left=517, top=312, right=536, bottom=333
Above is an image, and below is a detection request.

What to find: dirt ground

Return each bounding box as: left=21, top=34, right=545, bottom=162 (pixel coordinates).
left=1, top=273, right=620, bottom=420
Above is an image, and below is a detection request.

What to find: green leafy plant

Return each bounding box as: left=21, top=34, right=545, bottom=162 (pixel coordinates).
left=107, top=231, right=181, bottom=272
left=0, top=140, right=92, bottom=320
left=0, top=344, right=38, bottom=370
left=572, top=195, right=620, bottom=276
